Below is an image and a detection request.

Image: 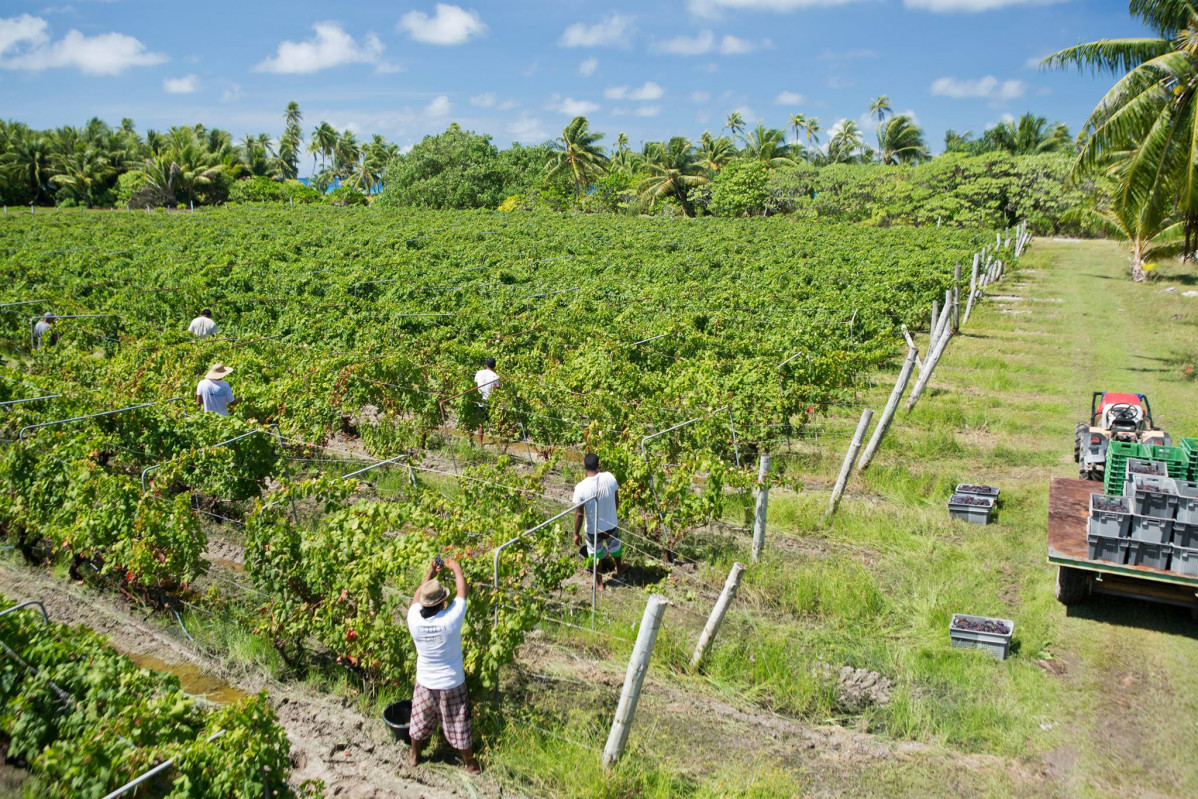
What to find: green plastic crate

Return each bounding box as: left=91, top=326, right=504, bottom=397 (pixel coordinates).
left=1149, top=444, right=1188, bottom=478
left=1180, top=438, right=1198, bottom=480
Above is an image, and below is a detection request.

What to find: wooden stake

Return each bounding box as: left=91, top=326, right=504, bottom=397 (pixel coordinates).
left=906, top=327, right=954, bottom=412
left=826, top=409, right=873, bottom=519
left=750, top=455, right=772, bottom=563
left=930, top=300, right=938, bottom=336
left=603, top=595, right=667, bottom=769
left=902, top=326, right=923, bottom=371
left=689, top=563, right=746, bottom=670
left=963, top=253, right=980, bottom=325
left=858, top=344, right=917, bottom=471
left=952, top=263, right=961, bottom=333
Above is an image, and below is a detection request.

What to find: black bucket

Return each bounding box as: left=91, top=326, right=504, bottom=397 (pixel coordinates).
left=383, top=700, right=412, bottom=744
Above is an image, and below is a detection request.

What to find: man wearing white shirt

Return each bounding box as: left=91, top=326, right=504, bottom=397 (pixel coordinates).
left=188, top=309, right=218, bottom=338
left=572, top=453, right=623, bottom=590
left=472, top=357, right=499, bottom=444
left=195, top=363, right=236, bottom=416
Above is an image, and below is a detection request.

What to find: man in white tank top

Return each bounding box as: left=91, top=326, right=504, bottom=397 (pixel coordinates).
left=572, top=452, right=623, bottom=590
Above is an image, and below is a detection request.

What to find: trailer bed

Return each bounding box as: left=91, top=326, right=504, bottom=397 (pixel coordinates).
left=1048, top=476, right=1198, bottom=589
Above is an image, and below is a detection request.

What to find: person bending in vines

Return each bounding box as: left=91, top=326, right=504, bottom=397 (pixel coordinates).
left=473, top=356, right=499, bottom=445
left=406, top=557, right=481, bottom=774
left=573, top=453, right=624, bottom=590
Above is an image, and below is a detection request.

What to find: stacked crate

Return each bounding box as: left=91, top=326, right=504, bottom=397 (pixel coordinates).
left=1180, top=438, right=1198, bottom=481
left=1103, top=441, right=1147, bottom=495
left=1088, top=463, right=1198, bottom=576
left=1149, top=444, right=1189, bottom=479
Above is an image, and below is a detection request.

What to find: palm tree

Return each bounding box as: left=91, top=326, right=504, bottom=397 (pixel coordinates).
left=788, top=113, right=807, bottom=147
left=981, top=113, right=1071, bottom=155
left=698, top=131, right=736, bottom=173
left=49, top=146, right=112, bottom=207
left=723, top=112, right=746, bottom=138
left=284, top=101, right=303, bottom=132
left=546, top=116, right=608, bottom=200
left=802, top=116, right=821, bottom=147
left=828, top=120, right=864, bottom=163
left=1043, top=2, right=1198, bottom=253
left=333, top=130, right=361, bottom=179
left=0, top=128, right=52, bottom=203
left=637, top=137, right=708, bottom=217
left=877, top=114, right=930, bottom=165
left=868, top=95, right=892, bottom=124
left=616, top=132, right=629, bottom=153
left=739, top=123, right=796, bottom=169
left=166, top=139, right=224, bottom=206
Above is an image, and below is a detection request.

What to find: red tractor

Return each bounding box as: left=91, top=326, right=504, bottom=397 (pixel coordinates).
left=1074, top=392, right=1170, bottom=481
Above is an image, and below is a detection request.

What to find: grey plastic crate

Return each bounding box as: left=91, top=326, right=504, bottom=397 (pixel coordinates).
left=948, top=494, right=994, bottom=524
left=1127, top=539, right=1171, bottom=570
left=1129, top=514, right=1174, bottom=544
left=1126, top=458, right=1168, bottom=478
left=1123, top=473, right=1176, bottom=499
left=1175, top=480, right=1198, bottom=525
left=1130, top=484, right=1178, bottom=520
left=1171, top=545, right=1198, bottom=577
left=954, top=484, right=1000, bottom=500
left=1088, top=493, right=1131, bottom=538
left=949, top=614, right=1014, bottom=660
left=1088, top=532, right=1128, bottom=564
left=1173, top=521, right=1198, bottom=549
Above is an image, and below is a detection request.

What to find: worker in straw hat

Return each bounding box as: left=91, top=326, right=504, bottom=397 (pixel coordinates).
left=33, top=311, right=57, bottom=350
left=406, top=556, right=480, bottom=774
left=195, top=363, right=237, bottom=416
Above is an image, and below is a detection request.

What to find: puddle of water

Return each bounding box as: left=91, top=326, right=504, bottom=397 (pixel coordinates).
left=127, top=653, right=250, bottom=705
left=209, top=557, right=246, bottom=574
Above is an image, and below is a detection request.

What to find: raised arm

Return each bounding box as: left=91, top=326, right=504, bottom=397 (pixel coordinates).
left=410, top=559, right=440, bottom=606
left=445, top=557, right=468, bottom=599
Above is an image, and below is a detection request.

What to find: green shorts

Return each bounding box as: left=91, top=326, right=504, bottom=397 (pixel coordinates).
left=581, top=532, right=623, bottom=566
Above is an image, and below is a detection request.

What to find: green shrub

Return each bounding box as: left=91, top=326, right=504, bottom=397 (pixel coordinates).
left=228, top=176, right=320, bottom=205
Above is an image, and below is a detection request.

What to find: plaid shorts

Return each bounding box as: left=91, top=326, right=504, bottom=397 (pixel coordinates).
left=410, top=681, right=473, bottom=750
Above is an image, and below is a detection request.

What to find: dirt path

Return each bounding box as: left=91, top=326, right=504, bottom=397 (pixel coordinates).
left=0, top=561, right=500, bottom=799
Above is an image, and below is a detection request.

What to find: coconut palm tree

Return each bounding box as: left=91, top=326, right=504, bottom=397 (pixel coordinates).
left=333, top=130, right=361, bottom=179
left=637, top=136, right=708, bottom=217
left=828, top=120, right=865, bottom=163
left=546, top=116, right=608, bottom=200
left=616, top=132, right=629, bottom=153
left=49, top=145, right=112, bottom=207
left=739, top=123, right=797, bottom=169
left=165, top=140, right=224, bottom=206
left=868, top=95, right=892, bottom=123
left=1043, top=2, right=1198, bottom=254
left=788, top=113, right=807, bottom=147
left=698, top=131, right=736, bottom=173
left=876, top=114, right=930, bottom=165
left=723, top=111, right=746, bottom=138
left=802, top=115, right=821, bottom=147
left=0, top=127, right=52, bottom=203
left=284, top=101, right=303, bottom=132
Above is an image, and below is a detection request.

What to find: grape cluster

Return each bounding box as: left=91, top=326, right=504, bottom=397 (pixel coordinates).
left=957, top=484, right=998, bottom=496
left=1129, top=462, right=1163, bottom=475
left=1092, top=497, right=1128, bottom=513
left=952, top=617, right=1010, bottom=635
left=950, top=494, right=993, bottom=506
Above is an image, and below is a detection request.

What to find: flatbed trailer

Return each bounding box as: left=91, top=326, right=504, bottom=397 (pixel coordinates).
left=1048, top=477, right=1198, bottom=613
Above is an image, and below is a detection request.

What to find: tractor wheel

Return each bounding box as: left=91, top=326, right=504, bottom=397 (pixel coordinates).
left=1073, top=422, right=1087, bottom=463
left=1055, top=566, right=1091, bottom=605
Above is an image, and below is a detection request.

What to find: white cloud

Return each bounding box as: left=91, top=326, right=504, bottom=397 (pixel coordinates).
left=0, top=14, right=166, bottom=75
left=579, top=56, right=598, bottom=76
left=255, top=22, right=383, bottom=74
left=690, top=0, right=866, bottom=17
left=820, top=48, right=879, bottom=60
left=470, top=92, right=496, bottom=107
left=508, top=115, right=549, bottom=142
left=398, top=4, right=486, bottom=45
left=773, top=90, right=804, bottom=105
left=905, top=0, right=1064, bottom=11
left=604, top=81, right=664, bottom=101
left=730, top=104, right=757, bottom=124
left=651, top=30, right=760, bottom=56
left=634, top=105, right=660, bottom=117
left=552, top=97, right=600, bottom=115
left=690, top=90, right=710, bottom=103
left=375, top=61, right=402, bottom=74
left=424, top=95, right=451, bottom=117
left=1024, top=52, right=1050, bottom=69
left=220, top=82, right=242, bottom=103
left=559, top=14, right=635, bottom=48
left=163, top=73, right=199, bottom=94
left=931, top=75, right=1024, bottom=100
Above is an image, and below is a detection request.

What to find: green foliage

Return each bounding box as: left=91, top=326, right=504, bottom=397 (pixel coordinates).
left=708, top=160, right=770, bottom=217
left=0, top=597, right=316, bottom=798
left=228, top=177, right=321, bottom=205
left=323, top=186, right=367, bottom=207
left=374, top=127, right=515, bottom=210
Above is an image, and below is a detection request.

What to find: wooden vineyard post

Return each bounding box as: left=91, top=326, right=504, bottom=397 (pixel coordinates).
left=902, top=326, right=923, bottom=371
left=906, top=325, right=954, bottom=412
left=602, top=595, right=668, bottom=769
left=963, top=253, right=980, bottom=325
left=689, top=562, right=746, bottom=670
left=930, top=300, right=938, bottom=337
left=751, top=455, right=772, bottom=563
left=920, top=300, right=951, bottom=380
left=858, top=343, right=917, bottom=471
left=952, top=264, right=961, bottom=332
left=826, top=409, right=872, bottom=519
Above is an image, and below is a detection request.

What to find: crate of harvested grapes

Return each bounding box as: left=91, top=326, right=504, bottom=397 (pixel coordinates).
left=948, top=493, right=995, bottom=524
left=1128, top=475, right=1178, bottom=519
left=1175, top=481, right=1198, bottom=525
left=955, top=483, right=1000, bottom=500
left=949, top=614, right=1014, bottom=660
left=1089, top=493, right=1131, bottom=538
left=1125, top=458, right=1167, bottom=479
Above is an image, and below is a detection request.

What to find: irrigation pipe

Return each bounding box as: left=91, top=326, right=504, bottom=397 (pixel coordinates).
left=0, top=394, right=59, bottom=408
left=0, top=600, right=50, bottom=625
left=100, top=729, right=226, bottom=799
left=19, top=397, right=184, bottom=441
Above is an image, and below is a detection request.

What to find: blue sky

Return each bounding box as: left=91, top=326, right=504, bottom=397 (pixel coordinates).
left=0, top=0, right=1147, bottom=167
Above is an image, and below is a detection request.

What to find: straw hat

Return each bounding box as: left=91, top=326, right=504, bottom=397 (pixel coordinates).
left=418, top=579, right=449, bottom=608
left=205, top=363, right=233, bottom=381
left=43, top=312, right=54, bottom=320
